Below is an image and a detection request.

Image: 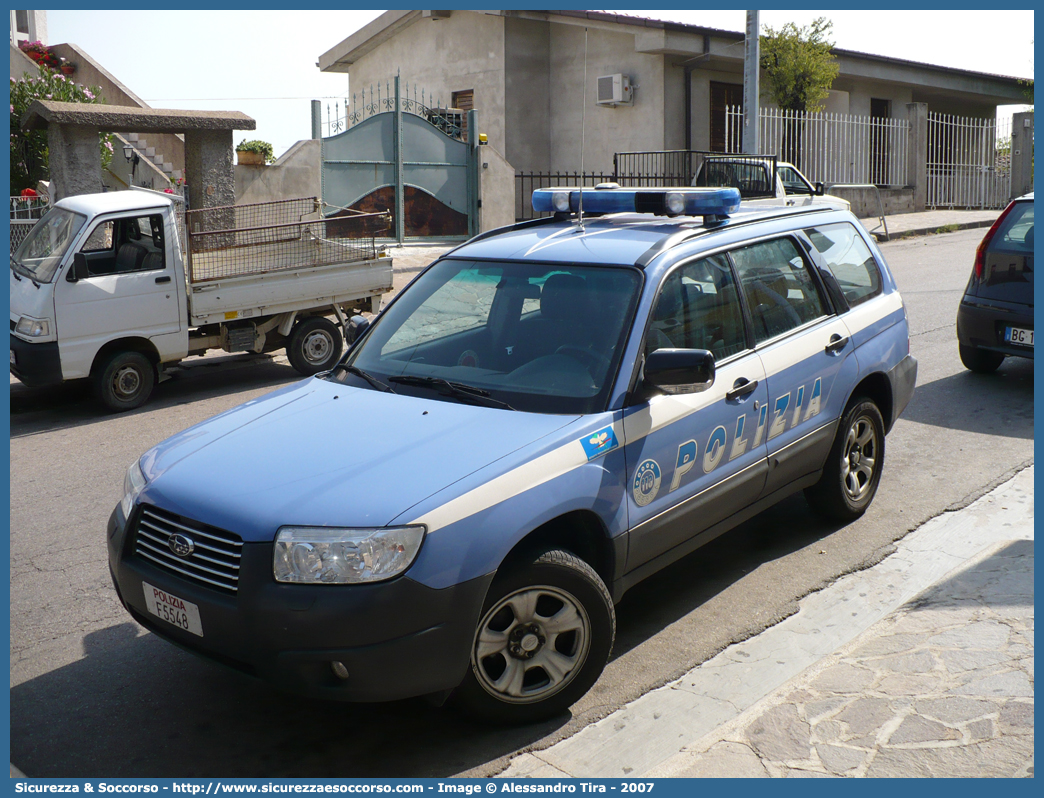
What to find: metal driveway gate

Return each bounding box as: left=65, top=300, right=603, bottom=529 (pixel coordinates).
left=320, top=76, right=479, bottom=242
left=927, top=113, right=1012, bottom=210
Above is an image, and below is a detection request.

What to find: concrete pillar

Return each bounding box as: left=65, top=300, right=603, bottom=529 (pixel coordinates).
left=906, top=102, right=928, bottom=211
left=311, top=100, right=322, bottom=140
left=46, top=124, right=103, bottom=200
left=183, top=129, right=235, bottom=212
left=1010, top=111, right=1034, bottom=200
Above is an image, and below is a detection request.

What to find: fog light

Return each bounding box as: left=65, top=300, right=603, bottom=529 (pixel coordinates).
left=331, top=661, right=349, bottom=680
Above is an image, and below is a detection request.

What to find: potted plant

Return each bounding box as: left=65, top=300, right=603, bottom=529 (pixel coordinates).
left=235, top=139, right=274, bottom=166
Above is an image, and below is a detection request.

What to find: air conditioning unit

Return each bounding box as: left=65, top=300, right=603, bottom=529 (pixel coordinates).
left=596, top=74, right=633, bottom=107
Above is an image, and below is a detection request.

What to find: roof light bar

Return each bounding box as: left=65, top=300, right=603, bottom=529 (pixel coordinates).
left=532, top=186, right=741, bottom=218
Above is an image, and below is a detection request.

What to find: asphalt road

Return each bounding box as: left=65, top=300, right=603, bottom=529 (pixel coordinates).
left=9, top=229, right=1033, bottom=777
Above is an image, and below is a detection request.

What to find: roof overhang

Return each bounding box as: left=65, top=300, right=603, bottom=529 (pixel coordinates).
left=318, top=9, right=422, bottom=73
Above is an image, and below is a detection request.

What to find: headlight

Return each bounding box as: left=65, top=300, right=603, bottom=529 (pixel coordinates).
left=15, top=316, right=49, bottom=337
left=274, top=526, right=425, bottom=584
left=120, top=459, right=147, bottom=519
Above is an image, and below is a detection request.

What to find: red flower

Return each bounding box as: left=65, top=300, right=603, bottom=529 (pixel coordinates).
left=20, top=188, right=38, bottom=197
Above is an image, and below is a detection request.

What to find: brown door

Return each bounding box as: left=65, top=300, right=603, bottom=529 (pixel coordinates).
left=870, top=98, right=890, bottom=186
left=452, top=89, right=474, bottom=142
left=710, top=82, right=743, bottom=152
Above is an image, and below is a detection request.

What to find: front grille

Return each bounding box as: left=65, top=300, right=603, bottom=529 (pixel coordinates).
left=133, top=505, right=243, bottom=594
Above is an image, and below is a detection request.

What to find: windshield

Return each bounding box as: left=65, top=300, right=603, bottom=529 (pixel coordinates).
left=12, top=207, right=87, bottom=283
left=332, top=259, right=642, bottom=414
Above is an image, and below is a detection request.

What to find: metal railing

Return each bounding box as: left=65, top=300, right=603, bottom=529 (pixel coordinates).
left=186, top=198, right=387, bottom=282
left=320, top=79, right=466, bottom=141
left=9, top=195, right=51, bottom=254
left=727, top=106, right=910, bottom=187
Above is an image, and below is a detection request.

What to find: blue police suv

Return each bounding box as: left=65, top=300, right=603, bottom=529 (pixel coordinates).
left=109, top=186, right=916, bottom=723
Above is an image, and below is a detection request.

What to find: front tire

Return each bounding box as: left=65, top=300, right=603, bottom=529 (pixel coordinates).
left=959, top=343, right=1004, bottom=374
left=805, top=398, right=885, bottom=522
left=453, top=549, right=615, bottom=724
left=287, top=317, right=343, bottom=375
left=92, top=351, right=155, bottom=412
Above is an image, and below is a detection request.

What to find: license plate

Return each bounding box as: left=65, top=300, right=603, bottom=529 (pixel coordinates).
left=1005, top=326, right=1034, bottom=347
left=142, top=582, right=203, bottom=637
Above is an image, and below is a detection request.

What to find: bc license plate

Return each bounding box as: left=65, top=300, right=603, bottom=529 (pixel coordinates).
left=143, top=581, right=204, bottom=637
left=1005, top=327, right=1034, bottom=347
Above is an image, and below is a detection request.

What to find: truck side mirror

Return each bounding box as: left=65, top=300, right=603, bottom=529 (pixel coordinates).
left=67, top=252, right=89, bottom=282
left=346, top=315, right=370, bottom=345
left=642, top=348, right=715, bottom=396
left=815, top=182, right=826, bottom=196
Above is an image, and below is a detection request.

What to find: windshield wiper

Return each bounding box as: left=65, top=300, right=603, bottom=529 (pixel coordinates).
left=388, top=375, right=515, bottom=410
left=342, top=364, right=395, bottom=393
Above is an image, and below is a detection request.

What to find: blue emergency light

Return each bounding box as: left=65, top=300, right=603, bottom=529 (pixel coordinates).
left=531, top=185, right=741, bottom=218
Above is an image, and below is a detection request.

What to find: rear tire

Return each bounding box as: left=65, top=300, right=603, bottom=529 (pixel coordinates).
left=92, top=351, right=155, bottom=412
left=287, top=317, right=343, bottom=375
left=959, top=344, right=1004, bottom=374
left=452, top=549, right=615, bottom=724
left=805, top=398, right=885, bottom=522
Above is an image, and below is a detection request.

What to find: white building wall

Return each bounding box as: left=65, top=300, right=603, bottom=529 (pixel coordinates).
left=548, top=24, right=666, bottom=175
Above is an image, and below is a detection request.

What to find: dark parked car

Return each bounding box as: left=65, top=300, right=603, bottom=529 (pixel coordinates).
left=957, top=193, right=1034, bottom=372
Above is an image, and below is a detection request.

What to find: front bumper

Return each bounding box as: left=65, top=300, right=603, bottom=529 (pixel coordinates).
left=888, top=354, right=917, bottom=430
left=107, top=506, right=493, bottom=702
left=956, top=300, right=1034, bottom=360
left=10, top=334, right=63, bottom=387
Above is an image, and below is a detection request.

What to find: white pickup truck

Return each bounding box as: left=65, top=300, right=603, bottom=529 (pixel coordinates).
left=694, top=157, right=850, bottom=211
left=10, top=190, right=392, bottom=410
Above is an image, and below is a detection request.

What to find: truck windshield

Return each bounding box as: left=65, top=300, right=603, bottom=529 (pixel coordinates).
left=333, top=258, right=642, bottom=414
left=12, top=207, right=87, bottom=283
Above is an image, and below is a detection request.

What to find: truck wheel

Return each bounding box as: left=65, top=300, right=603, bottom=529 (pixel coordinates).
left=805, top=398, right=885, bottom=522
left=93, top=351, right=155, bottom=412
left=959, top=344, right=1004, bottom=374
left=453, top=549, right=615, bottom=724
left=287, top=317, right=343, bottom=375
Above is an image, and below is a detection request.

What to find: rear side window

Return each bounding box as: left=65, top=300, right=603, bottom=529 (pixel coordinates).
left=731, top=237, right=828, bottom=344
left=805, top=223, right=882, bottom=307
left=992, top=202, right=1034, bottom=253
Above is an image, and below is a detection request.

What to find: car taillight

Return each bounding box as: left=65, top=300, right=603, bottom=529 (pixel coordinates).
left=974, top=201, right=1017, bottom=280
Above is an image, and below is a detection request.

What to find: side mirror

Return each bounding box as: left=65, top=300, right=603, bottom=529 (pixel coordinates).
left=643, top=348, right=715, bottom=396
left=815, top=182, right=826, bottom=196
left=345, top=314, right=370, bottom=345
left=66, top=252, right=89, bottom=282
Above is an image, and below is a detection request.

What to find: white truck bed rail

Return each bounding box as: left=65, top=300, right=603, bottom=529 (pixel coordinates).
left=186, top=197, right=390, bottom=283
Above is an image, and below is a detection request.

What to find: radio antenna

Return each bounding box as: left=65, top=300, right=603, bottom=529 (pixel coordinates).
left=577, top=27, right=588, bottom=231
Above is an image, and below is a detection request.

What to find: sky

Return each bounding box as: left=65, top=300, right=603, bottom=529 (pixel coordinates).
left=44, top=9, right=1034, bottom=160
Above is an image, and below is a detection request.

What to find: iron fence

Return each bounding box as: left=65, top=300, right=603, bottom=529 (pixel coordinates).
left=320, top=79, right=465, bottom=141
left=727, top=106, right=910, bottom=187
left=186, top=198, right=385, bottom=282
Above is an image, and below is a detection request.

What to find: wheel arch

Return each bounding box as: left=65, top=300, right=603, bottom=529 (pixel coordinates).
left=493, top=510, right=619, bottom=595
left=847, top=371, right=894, bottom=432
left=90, top=337, right=160, bottom=376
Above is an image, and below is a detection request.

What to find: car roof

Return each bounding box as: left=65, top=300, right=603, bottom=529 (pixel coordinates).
left=449, top=205, right=837, bottom=267
left=55, top=190, right=174, bottom=216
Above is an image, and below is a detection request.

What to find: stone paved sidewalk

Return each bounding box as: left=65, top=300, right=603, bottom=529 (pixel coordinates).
left=650, top=540, right=1034, bottom=778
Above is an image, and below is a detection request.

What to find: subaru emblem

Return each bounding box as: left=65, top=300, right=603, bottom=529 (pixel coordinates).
left=168, top=533, right=195, bottom=558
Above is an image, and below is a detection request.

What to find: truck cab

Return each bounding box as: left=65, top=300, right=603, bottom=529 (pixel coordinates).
left=11, top=191, right=189, bottom=405
left=694, top=157, right=851, bottom=211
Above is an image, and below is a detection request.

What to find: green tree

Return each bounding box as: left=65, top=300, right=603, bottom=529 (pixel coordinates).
left=10, top=65, right=113, bottom=194
left=760, top=17, right=839, bottom=112
left=760, top=17, right=839, bottom=166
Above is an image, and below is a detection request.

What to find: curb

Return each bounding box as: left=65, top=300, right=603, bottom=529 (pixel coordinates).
left=871, top=218, right=996, bottom=242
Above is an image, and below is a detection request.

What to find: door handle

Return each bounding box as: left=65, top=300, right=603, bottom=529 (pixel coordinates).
left=825, top=333, right=849, bottom=354
left=726, top=378, right=758, bottom=401
left=155, top=275, right=171, bottom=284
